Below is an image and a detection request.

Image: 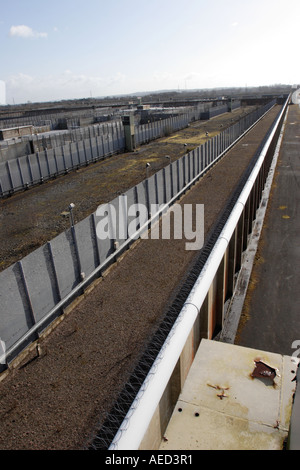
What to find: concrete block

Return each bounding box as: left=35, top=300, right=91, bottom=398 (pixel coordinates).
left=160, top=400, right=287, bottom=450
left=160, top=339, right=298, bottom=450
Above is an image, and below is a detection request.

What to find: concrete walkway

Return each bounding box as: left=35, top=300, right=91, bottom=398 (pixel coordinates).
left=234, top=103, right=300, bottom=357
left=159, top=339, right=298, bottom=450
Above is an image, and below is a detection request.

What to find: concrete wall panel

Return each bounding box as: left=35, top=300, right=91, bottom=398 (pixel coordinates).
left=77, top=141, right=86, bottom=164
left=90, top=137, right=98, bottom=160
left=84, top=139, right=92, bottom=162
left=164, top=166, right=172, bottom=203
left=74, top=215, right=99, bottom=277
left=28, top=154, right=40, bottom=182
left=93, top=204, right=115, bottom=265
left=0, top=265, right=32, bottom=350
left=21, top=244, right=60, bottom=323
left=50, top=230, right=80, bottom=299
left=45, top=149, right=57, bottom=175
left=155, top=169, right=165, bottom=205
left=53, top=147, right=65, bottom=173
left=19, top=156, right=32, bottom=185
left=7, top=159, right=22, bottom=189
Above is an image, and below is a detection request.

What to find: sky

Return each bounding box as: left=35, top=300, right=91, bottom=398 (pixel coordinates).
left=0, top=0, right=299, bottom=104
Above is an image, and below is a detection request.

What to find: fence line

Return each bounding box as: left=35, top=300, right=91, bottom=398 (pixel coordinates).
left=0, top=102, right=241, bottom=194
left=0, top=100, right=275, bottom=371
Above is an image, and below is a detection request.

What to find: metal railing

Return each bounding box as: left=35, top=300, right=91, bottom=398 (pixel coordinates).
left=107, top=96, right=289, bottom=450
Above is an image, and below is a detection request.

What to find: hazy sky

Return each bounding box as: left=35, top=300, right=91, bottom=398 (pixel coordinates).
left=1, top=0, right=299, bottom=104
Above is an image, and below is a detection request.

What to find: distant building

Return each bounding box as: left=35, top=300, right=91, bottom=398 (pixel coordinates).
left=0, top=125, right=33, bottom=141
left=0, top=81, right=6, bottom=105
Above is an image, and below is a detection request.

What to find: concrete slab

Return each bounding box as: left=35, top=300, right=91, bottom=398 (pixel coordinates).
left=159, top=339, right=298, bottom=450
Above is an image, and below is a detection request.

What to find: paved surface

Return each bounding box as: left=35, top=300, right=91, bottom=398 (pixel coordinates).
left=235, top=104, right=300, bottom=357
left=160, top=339, right=298, bottom=450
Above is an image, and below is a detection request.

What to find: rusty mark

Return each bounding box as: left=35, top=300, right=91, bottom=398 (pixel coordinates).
left=217, top=390, right=228, bottom=400
left=251, top=360, right=277, bottom=385
left=207, top=383, right=229, bottom=399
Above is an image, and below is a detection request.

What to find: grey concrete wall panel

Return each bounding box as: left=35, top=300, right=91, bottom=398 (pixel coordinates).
left=19, top=156, right=32, bottom=186
left=124, top=186, right=136, bottom=210
left=90, top=137, right=98, bottom=160
left=20, top=244, right=60, bottom=324
left=74, top=215, right=99, bottom=277
left=96, top=136, right=104, bottom=157
left=0, top=264, right=33, bottom=350
left=210, top=137, right=214, bottom=162
left=37, top=151, right=49, bottom=179
left=77, top=141, right=86, bottom=164
left=7, top=159, right=22, bottom=189
left=69, top=142, right=79, bottom=167
left=50, top=229, right=80, bottom=299
left=103, top=137, right=109, bottom=155
left=151, top=124, right=155, bottom=140
left=147, top=174, right=157, bottom=209
left=170, top=160, right=179, bottom=197
left=196, top=147, right=201, bottom=175
left=189, top=151, right=194, bottom=180
left=46, top=149, right=57, bottom=176
left=107, top=195, right=128, bottom=245
left=155, top=169, right=165, bottom=205
left=178, top=156, right=185, bottom=190
left=28, top=153, right=41, bottom=182
left=138, top=126, right=143, bottom=144
left=112, top=136, right=119, bottom=153
left=135, top=180, right=147, bottom=210
left=183, top=154, right=189, bottom=185
left=93, top=204, right=115, bottom=265
left=205, top=142, right=209, bottom=167
left=140, top=126, right=145, bottom=143
left=108, top=135, right=113, bottom=154
left=199, top=146, right=203, bottom=172
left=0, top=163, right=11, bottom=193
left=191, top=150, right=196, bottom=179
left=188, top=151, right=193, bottom=180
left=53, top=147, right=65, bottom=173
left=147, top=126, right=151, bottom=142
left=208, top=140, right=212, bottom=165
left=164, top=166, right=172, bottom=203
left=84, top=139, right=92, bottom=162
left=194, top=149, right=199, bottom=177
left=123, top=187, right=137, bottom=236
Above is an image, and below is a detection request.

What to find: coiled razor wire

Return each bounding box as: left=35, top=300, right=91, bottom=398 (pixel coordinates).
left=86, top=107, right=284, bottom=450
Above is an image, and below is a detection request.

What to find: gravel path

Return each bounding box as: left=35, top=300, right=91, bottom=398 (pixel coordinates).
left=0, top=106, right=280, bottom=449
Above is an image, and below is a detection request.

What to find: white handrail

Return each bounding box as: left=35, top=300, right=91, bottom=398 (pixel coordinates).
left=108, top=97, right=289, bottom=450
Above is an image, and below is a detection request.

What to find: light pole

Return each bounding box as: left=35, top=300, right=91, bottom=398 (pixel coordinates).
left=146, top=162, right=151, bottom=179
left=68, top=203, right=75, bottom=228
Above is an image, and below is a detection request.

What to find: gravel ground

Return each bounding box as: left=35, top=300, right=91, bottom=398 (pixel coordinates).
left=0, top=105, right=280, bottom=450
